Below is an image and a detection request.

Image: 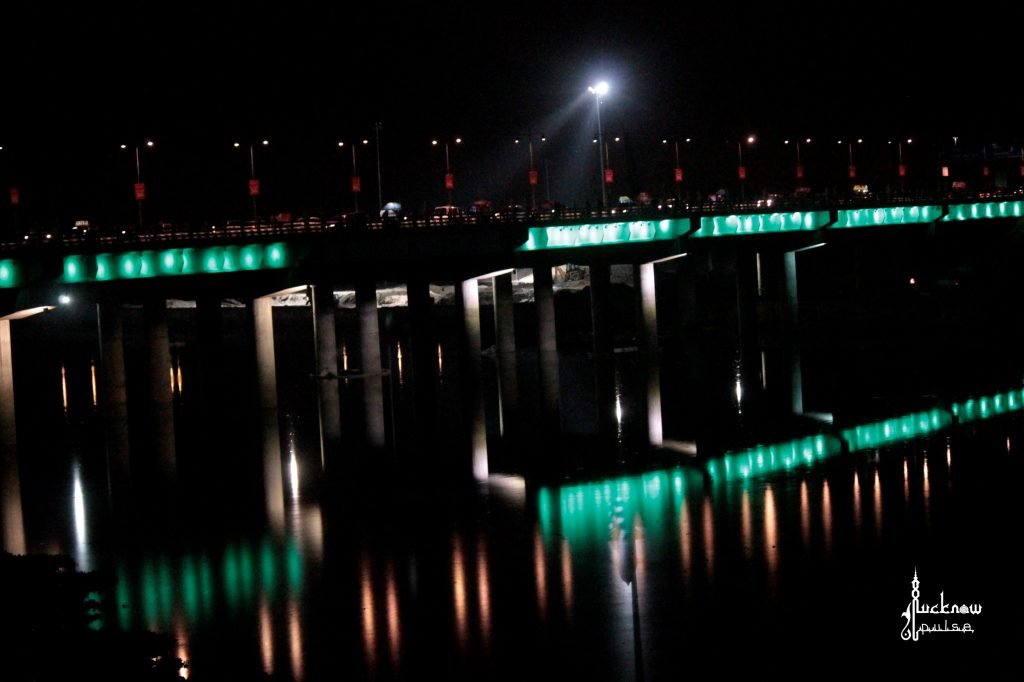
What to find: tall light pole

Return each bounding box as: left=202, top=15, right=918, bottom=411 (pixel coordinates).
left=737, top=134, right=755, bottom=202
left=515, top=133, right=545, bottom=211
left=338, top=139, right=369, bottom=212
left=234, top=139, right=268, bottom=226
left=121, top=140, right=154, bottom=229
left=373, top=121, right=383, bottom=212
left=431, top=136, right=461, bottom=206
left=588, top=81, right=610, bottom=208
left=662, top=138, right=689, bottom=202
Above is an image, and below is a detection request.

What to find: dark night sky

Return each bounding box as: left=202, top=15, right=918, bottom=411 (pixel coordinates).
left=1, top=2, right=1021, bottom=225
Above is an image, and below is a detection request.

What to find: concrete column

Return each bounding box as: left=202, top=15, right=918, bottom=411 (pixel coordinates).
left=253, top=296, right=285, bottom=534
left=196, top=296, right=224, bottom=412
left=459, top=278, right=488, bottom=481
left=97, top=303, right=132, bottom=512
left=534, top=265, right=560, bottom=429
left=145, top=299, right=177, bottom=479
left=735, top=249, right=762, bottom=406
left=407, top=278, right=437, bottom=449
left=311, top=284, right=342, bottom=470
left=0, top=319, right=25, bottom=555
left=492, top=272, right=518, bottom=435
left=783, top=251, right=804, bottom=414
left=356, top=279, right=386, bottom=451
left=639, top=262, right=663, bottom=446
left=589, top=262, right=616, bottom=443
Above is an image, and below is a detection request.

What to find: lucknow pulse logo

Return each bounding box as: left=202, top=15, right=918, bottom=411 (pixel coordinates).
left=900, top=569, right=982, bottom=641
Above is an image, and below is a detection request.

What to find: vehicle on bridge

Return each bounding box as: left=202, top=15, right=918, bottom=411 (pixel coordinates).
left=431, top=205, right=465, bottom=222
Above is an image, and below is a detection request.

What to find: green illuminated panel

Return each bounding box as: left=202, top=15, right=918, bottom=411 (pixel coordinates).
left=707, top=434, right=844, bottom=484
left=834, top=205, right=943, bottom=228
left=943, top=201, right=1024, bottom=222
left=952, top=387, right=1024, bottom=423
left=0, top=259, right=19, bottom=287
left=840, top=408, right=952, bottom=453
left=517, top=219, right=687, bottom=251
left=692, top=211, right=830, bottom=238
left=60, top=242, right=291, bottom=283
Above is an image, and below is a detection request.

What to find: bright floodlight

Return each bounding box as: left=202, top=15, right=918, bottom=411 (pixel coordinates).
left=58, top=294, right=71, bottom=305
left=589, top=81, right=610, bottom=96
left=747, top=135, right=756, bottom=144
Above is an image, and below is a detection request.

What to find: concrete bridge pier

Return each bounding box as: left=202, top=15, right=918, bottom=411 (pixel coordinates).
left=458, top=277, right=488, bottom=481
left=533, top=265, right=562, bottom=453
left=196, top=295, right=225, bottom=418
left=311, top=283, right=342, bottom=474
left=638, top=261, right=664, bottom=448
left=492, top=271, right=519, bottom=437
left=755, top=250, right=805, bottom=415
left=0, top=317, right=26, bottom=555
left=406, top=278, right=438, bottom=459
left=96, top=302, right=132, bottom=513
left=356, top=278, right=386, bottom=457
left=252, top=295, right=285, bottom=534
left=588, top=262, right=617, bottom=458
left=144, top=298, right=177, bottom=482
left=687, top=247, right=761, bottom=457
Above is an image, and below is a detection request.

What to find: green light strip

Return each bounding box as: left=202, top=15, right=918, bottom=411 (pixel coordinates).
left=834, top=205, right=943, bottom=228
left=61, top=242, right=290, bottom=283
left=840, top=408, right=952, bottom=453
left=692, top=211, right=830, bottom=238
left=0, top=259, right=18, bottom=288
left=943, top=201, right=1024, bottom=222
left=707, top=433, right=843, bottom=484
left=517, top=219, right=687, bottom=251
left=952, top=387, right=1024, bottom=423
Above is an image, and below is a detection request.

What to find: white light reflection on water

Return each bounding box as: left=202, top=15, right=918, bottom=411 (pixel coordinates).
left=71, top=460, right=90, bottom=571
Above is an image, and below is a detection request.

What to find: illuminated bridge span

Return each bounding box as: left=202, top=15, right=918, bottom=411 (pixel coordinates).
left=1, top=194, right=1022, bottom=557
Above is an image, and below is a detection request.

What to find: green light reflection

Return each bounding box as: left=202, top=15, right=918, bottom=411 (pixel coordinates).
left=0, top=259, right=17, bottom=287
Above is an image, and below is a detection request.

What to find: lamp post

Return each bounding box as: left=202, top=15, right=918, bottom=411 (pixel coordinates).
left=431, top=136, right=461, bottom=206
left=234, top=139, right=268, bottom=225
left=120, top=140, right=154, bottom=229
left=373, top=121, right=383, bottom=213
left=338, top=139, right=369, bottom=212
left=738, top=135, right=755, bottom=202
left=515, top=134, right=545, bottom=211
left=662, top=138, right=690, bottom=202
left=588, top=81, right=610, bottom=208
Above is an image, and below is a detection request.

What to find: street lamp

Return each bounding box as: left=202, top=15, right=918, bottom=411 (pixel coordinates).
left=842, top=138, right=863, bottom=179
left=431, top=136, right=461, bottom=206
left=514, top=134, right=545, bottom=211
left=120, top=139, right=154, bottom=229
left=588, top=80, right=610, bottom=208
left=234, top=139, right=269, bottom=225
left=338, top=139, right=369, bottom=212
left=737, top=135, right=755, bottom=202
left=662, top=138, right=690, bottom=202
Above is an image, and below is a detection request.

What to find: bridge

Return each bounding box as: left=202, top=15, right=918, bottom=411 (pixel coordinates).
left=1, top=194, right=1022, bottom=555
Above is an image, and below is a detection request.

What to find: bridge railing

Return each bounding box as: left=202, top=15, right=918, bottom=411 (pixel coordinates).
left=2, top=189, right=1021, bottom=255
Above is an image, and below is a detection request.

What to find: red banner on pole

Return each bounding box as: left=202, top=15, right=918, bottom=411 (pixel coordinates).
left=941, top=166, right=949, bottom=178
left=134, top=182, right=146, bottom=201
left=737, top=166, right=746, bottom=180
left=9, top=187, right=19, bottom=206
left=674, top=167, right=684, bottom=183
left=604, top=168, right=614, bottom=184
left=982, top=166, right=990, bottom=177
left=899, top=164, right=908, bottom=177
left=528, top=169, right=539, bottom=186
left=444, top=173, right=455, bottom=190
left=351, top=176, right=362, bottom=193
left=249, top=179, right=260, bottom=197
left=1020, top=164, right=1024, bottom=177
left=847, top=165, right=856, bottom=179
left=795, top=165, right=805, bottom=179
